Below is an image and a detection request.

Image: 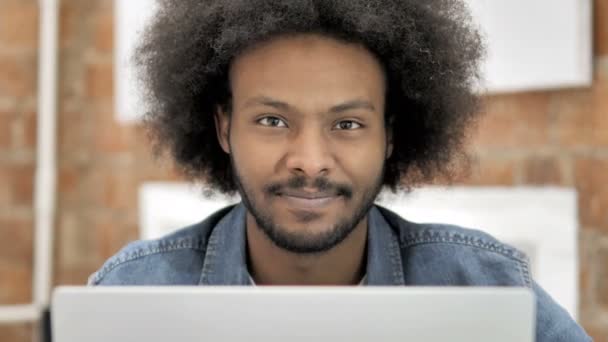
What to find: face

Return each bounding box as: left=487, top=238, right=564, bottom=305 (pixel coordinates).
left=215, top=34, right=392, bottom=254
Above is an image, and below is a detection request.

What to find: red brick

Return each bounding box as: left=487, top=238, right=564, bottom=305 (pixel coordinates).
left=462, top=157, right=517, bottom=186
left=0, top=163, right=35, bottom=208
left=522, top=156, right=563, bottom=185
left=59, top=0, right=96, bottom=49
left=54, top=266, right=96, bottom=286
left=598, top=244, right=608, bottom=310
left=59, top=1, right=76, bottom=48
left=56, top=213, right=99, bottom=269
left=575, top=158, right=608, bottom=232
left=85, top=63, right=114, bottom=101
left=0, top=167, right=9, bottom=206
left=58, top=165, right=81, bottom=207
left=54, top=212, right=137, bottom=286
left=0, top=323, right=34, bottom=342
left=82, top=165, right=138, bottom=211
left=473, top=93, right=551, bottom=148
left=595, top=0, right=608, bottom=57
left=93, top=218, right=139, bottom=260
left=9, top=164, right=35, bottom=207
left=129, top=142, right=185, bottom=182
left=92, top=110, right=135, bottom=153
left=0, top=217, right=34, bottom=265
left=22, top=111, right=37, bottom=149
left=577, top=231, right=604, bottom=340
left=550, top=89, right=591, bottom=146
left=0, top=114, right=13, bottom=149
left=103, top=172, right=139, bottom=210
left=59, top=1, right=76, bottom=47
left=0, top=262, right=32, bottom=304
left=591, top=72, right=608, bottom=145
left=58, top=110, right=90, bottom=156
left=132, top=124, right=158, bottom=156
left=551, top=72, right=608, bottom=147
left=0, top=54, right=37, bottom=99
left=0, top=1, right=39, bottom=50
left=578, top=230, right=595, bottom=312
left=584, top=323, right=608, bottom=342
left=94, top=8, right=114, bottom=54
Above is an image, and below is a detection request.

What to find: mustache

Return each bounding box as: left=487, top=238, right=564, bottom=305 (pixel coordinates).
left=264, top=175, right=353, bottom=199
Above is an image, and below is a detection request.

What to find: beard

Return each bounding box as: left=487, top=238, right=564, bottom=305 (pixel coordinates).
left=230, top=154, right=385, bottom=254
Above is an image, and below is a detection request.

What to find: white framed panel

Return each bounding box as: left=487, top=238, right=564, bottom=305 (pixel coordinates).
left=139, top=183, right=579, bottom=319
left=115, top=0, right=593, bottom=122
left=377, top=187, right=579, bottom=319
left=138, top=183, right=240, bottom=239
left=467, top=0, right=592, bottom=93
left=114, top=0, right=158, bottom=123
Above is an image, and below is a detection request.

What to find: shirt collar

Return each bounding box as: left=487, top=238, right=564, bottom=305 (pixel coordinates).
left=248, top=273, right=367, bottom=286
left=198, top=202, right=405, bottom=286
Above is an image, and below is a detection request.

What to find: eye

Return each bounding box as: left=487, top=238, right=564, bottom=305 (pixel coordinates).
left=257, top=116, right=287, bottom=128
left=334, top=120, right=362, bottom=130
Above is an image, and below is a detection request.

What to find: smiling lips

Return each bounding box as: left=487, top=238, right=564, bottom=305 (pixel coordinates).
left=279, top=190, right=339, bottom=210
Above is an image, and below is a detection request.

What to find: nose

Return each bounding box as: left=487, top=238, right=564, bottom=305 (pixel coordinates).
left=284, top=127, right=335, bottom=178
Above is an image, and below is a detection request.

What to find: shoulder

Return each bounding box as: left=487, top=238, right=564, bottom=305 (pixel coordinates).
left=88, top=205, right=235, bottom=286
left=376, top=205, right=531, bottom=287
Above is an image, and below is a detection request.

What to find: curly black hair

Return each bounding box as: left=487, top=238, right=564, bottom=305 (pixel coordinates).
left=135, top=0, right=485, bottom=195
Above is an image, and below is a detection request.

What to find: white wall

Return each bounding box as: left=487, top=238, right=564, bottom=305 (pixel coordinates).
left=114, top=0, right=593, bottom=122
left=466, top=0, right=592, bottom=93
left=139, top=183, right=579, bottom=319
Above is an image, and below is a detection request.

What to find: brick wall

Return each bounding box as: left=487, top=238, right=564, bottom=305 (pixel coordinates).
left=0, top=0, right=39, bottom=339
left=0, top=0, right=606, bottom=340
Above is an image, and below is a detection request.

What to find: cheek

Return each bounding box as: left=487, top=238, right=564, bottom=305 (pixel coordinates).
left=336, top=134, right=386, bottom=176
left=230, top=130, right=282, bottom=181
left=336, top=139, right=386, bottom=185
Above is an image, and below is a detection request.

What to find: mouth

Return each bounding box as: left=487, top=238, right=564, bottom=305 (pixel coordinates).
left=278, top=190, right=340, bottom=211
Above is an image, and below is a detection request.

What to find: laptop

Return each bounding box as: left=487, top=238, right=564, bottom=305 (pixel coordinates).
left=52, top=286, right=535, bottom=342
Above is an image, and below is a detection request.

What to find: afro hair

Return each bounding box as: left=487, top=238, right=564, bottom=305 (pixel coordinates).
left=135, top=0, right=485, bottom=195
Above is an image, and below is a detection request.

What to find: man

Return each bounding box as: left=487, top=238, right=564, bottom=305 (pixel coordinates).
left=89, top=0, right=591, bottom=340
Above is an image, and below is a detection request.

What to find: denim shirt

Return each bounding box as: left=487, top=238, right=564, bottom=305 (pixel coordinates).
left=89, top=203, right=591, bottom=341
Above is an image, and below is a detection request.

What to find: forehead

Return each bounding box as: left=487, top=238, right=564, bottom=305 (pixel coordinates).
left=229, top=34, right=386, bottom=109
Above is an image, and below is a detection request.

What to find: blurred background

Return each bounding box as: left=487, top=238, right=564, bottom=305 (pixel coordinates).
left=0, top=0, right=606, bottom=341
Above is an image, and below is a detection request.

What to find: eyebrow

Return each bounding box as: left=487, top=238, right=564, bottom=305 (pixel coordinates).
left=329, top=100, right=376, bottom=113
left=243, top=96, right=290, bottom=111
left=242, top=96, right=376, bottom=114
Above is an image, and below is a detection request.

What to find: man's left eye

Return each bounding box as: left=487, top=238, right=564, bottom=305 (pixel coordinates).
left=334, top=121, right=362, bottom=130
left=258, top=116, right=287, bottom=128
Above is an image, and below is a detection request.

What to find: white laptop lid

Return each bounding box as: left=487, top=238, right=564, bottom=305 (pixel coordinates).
left=52, top=286, right=535, bottom=342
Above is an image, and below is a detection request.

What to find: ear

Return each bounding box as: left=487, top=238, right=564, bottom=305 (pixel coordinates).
left=214, top=106, right=231, bottom=154
left=385, top=118, right=394, bottom=159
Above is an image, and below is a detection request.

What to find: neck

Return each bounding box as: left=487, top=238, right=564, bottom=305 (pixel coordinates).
left=246, top=213, right=368, bottom=286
